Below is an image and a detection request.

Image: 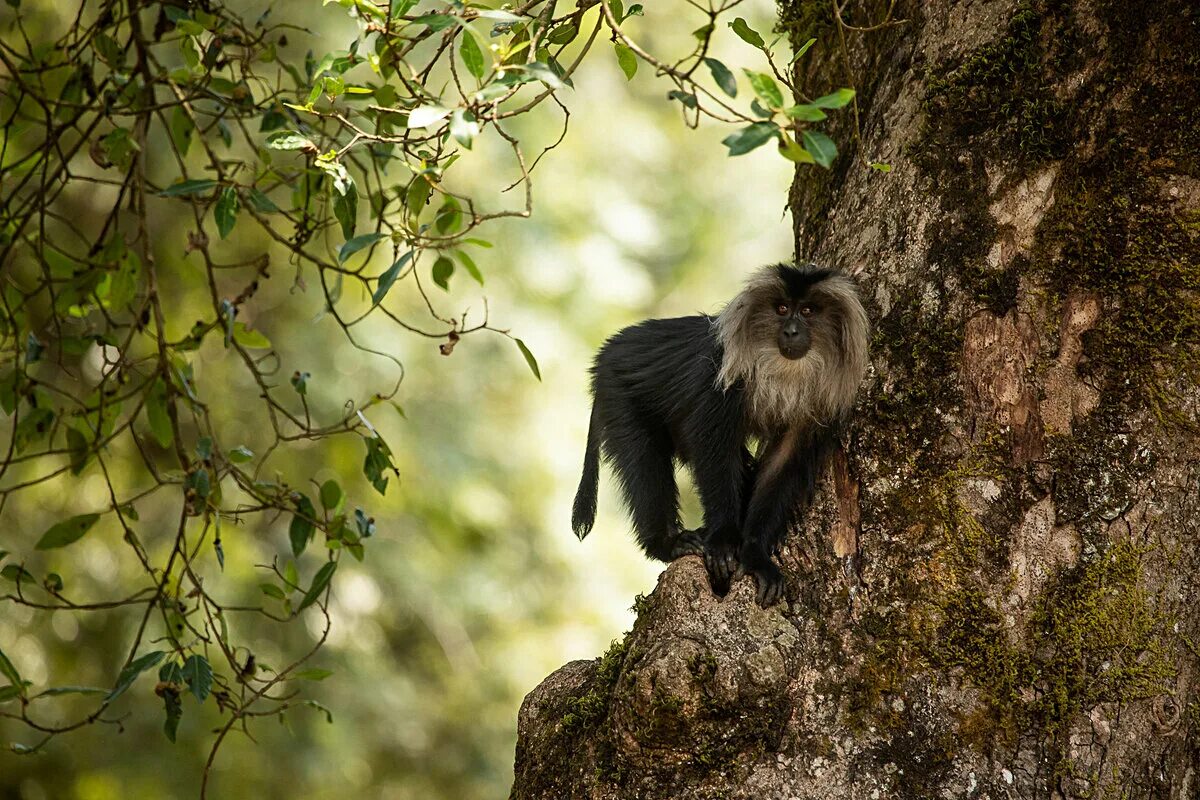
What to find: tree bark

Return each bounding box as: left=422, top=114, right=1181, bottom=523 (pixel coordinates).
left=511, top=1, right=1200, bottom=797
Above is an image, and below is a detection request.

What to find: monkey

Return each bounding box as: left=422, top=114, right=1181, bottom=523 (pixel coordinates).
left=571, top=263, right=869, bottom=606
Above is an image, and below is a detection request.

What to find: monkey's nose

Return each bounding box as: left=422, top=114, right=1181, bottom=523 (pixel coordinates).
left=780, top=321, right=807, bottom=342
left=778, top=323, right=810, bottom=359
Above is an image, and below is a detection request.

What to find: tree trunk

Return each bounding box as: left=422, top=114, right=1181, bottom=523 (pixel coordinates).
left=511, top=1, right=1200, bottom=797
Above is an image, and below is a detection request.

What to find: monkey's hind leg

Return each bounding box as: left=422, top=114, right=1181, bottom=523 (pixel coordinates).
left=605, top=424, right=684, bottom=564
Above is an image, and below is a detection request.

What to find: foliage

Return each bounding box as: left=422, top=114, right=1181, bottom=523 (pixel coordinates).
left=0, top=0, right=855, bottom=791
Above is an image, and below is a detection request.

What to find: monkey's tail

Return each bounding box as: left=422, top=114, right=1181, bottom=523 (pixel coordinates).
left=571, top=404, right=602, bottom=541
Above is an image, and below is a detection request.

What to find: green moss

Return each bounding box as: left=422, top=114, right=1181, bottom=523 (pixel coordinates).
left=688, top=651, right=718, bottom=684
left=922, top=2, right=1070, bottom=163
left=631, top=592, right=651, bottom=617
left=775, top=0, right=831, bottom=44
left=1034, top=157, right=1200, bottom=419
left=855, top=471, right=1173, bottom=766
left=560, top=637, right=629, bottom=733
left=1033, top=541, right=1174, bottom=711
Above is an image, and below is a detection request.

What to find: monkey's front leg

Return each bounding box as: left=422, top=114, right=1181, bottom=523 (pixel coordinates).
left=741, top=465, right=804, bottom=607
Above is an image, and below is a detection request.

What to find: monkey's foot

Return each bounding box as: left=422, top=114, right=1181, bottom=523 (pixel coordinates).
left=669, top=529, right=707, bottom=560
left=703, top=545, right=739, bottom=594
left=748, top=562, right=785, bottom=607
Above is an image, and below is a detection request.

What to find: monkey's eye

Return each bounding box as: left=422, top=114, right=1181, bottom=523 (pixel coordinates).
left=775, top=303, right=789, bottom=316
left=799, top=306, right=813, bottom=317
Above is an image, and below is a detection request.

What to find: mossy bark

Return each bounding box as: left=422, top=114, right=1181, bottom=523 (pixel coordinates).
left=512, top=1, right=1200, bottom=797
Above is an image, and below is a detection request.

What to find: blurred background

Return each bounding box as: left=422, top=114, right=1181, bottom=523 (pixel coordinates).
left=0, top=0, right=791, bottom=797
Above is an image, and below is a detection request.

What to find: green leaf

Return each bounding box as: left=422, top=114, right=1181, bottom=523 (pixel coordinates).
left=614, top=43, right=637, bottom=80
left=162, top=689, right=182, bottom=742
left=514, top=338, right=541, bottom=381
left=246, top=188, right=279, bottom=213
left=266, top=131, right=315, bottom=151
left=1, top=564, right=34, bottom=585
left=214, top=186, right=239, bottom=239
left=182, top=654, right=213, bottom=702
left=415, top=13, right=458, bottom=31
left=407, top=105, right=451, bottom=129
left=0, top=683, right=28, bottom=702
left=333, top=181, right=358, bottom=239
left=547, top=23, right=578, bottom=45
left=186, top=467, right=211, bottom=500
left=405, top=175, right=432, bottom=220
left=168, top=107, right=195, bottom=157
left=232, top=322, right=271, bottom=349
left=784, top=103, right=826, bottom=121
left=0, top=646, right=22, bottom=687
left=791, top=37, right=816, bottom=64
left=35, top=513, right=100, bottom=550
left=870, top=161, right=893, bottom=173
left=743, top=70, right=783, bottom=109
left=436, top=197, right=463, bottom=234
left=459, top=30, right=485, bottom=79
left=667, top=90, right=698, bottom=108
left=779, top=136, right=815, bottom=163
left=299, top=561, right=337, bottom=611
left=801, top=129, right=838, bottom=168
left=229, top=446, right=254, bottom=463
left=703, top=58, right=736, bottom=98
left=474, top=9, right=522, bottom=21
left=93, top=33, right=125, bottom=68
left=373, top=251, right=413, bottom=305
left=457, top=250, right=483, bottom=286
left=319, top=480, right=343, bottom=510
left=729, top=17, right=765, bottom=48
left=107, top=651, right=166, bottom=702
left=431, top=256, right=454, bottom=290
left=338, top=232, right=386, bottom=264
left=812, top=88, right=856, bottom=109
left=293, top=668, right=334, bottom=681
left=362, top=436, right=395, bottom=495
left=523, top=61, right=566, bottom=90
left=145, top=378, right=174, bottom=449
left=66, top=426, right=90, bottom=476
left=291, top=371, right=310, bottom=395
left=721, top=121, right=779, bottom=156
left=260, top=583, right=286, bottom=600
left=449, top=109, right=479, bottom=149
left=289, top=494, right=317, bottom=557
left=160, top=179, right=217, bottom=197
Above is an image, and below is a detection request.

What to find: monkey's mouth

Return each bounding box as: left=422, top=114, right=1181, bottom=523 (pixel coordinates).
left=778, top=344, right=809, bottom=361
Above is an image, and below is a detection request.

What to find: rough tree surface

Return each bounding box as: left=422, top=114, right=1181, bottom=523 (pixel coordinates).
left=512, top=0, right=1200, bottom=797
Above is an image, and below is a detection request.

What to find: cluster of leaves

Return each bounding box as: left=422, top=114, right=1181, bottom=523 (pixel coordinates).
left=0, top=0, right=853, bottom=791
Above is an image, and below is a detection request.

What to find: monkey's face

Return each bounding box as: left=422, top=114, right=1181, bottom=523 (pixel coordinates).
left=716, top=264, right=870, bottom=427
left=772, top=299, right=813, bottom=360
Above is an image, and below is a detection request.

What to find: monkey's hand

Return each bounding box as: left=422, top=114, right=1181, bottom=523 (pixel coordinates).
left=702, top=532, right=740, bottom=594
left=741, top=547, right=785, bottom=607
left=750, top=562, right=785, bottom=607
left=669, top=528, right=707, bottom=560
